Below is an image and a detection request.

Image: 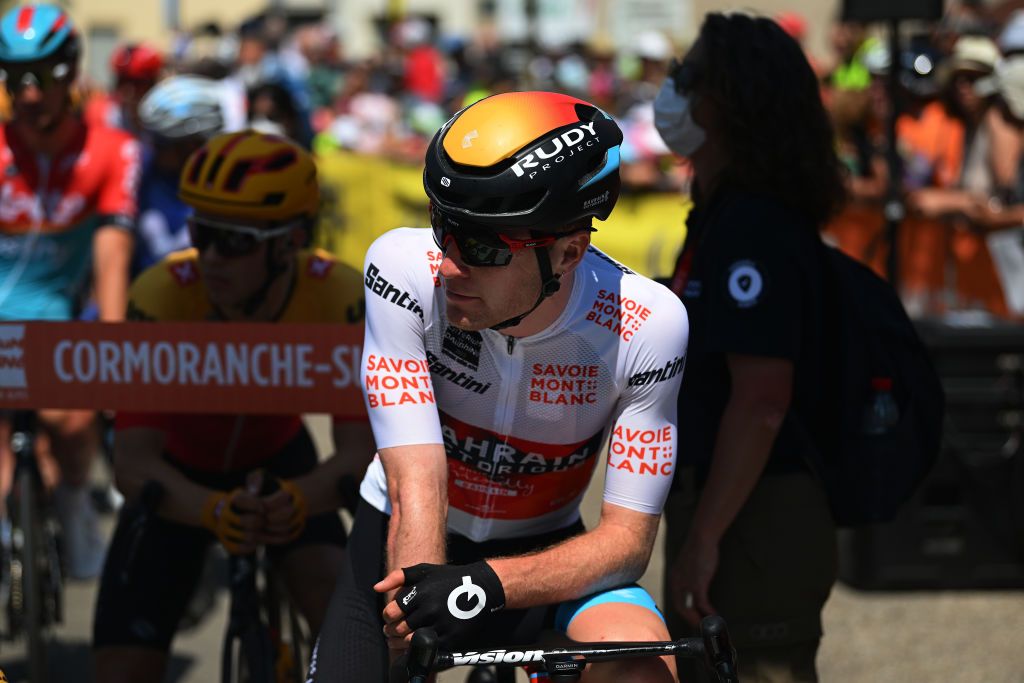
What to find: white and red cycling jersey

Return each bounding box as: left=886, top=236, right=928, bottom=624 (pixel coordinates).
left=358, top=228, right=689, bottom=542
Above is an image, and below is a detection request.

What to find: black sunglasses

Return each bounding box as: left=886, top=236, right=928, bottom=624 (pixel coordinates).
left=0, top=62, right=72, bottom=93
left=187, top=216, right=297, bottom=259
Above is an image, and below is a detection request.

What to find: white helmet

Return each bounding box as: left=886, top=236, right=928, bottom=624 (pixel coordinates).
left=138, top=75, right=224, bottom=140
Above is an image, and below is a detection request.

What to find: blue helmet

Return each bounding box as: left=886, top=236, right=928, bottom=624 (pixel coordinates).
left=0, top=4, right=78, bottom=64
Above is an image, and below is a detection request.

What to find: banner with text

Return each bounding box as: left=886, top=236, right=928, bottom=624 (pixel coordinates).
left=0, top=322, right=365, bottom=416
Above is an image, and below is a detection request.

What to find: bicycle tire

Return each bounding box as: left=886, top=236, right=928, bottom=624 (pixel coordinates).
left=18, top=467, right=48, bottom=683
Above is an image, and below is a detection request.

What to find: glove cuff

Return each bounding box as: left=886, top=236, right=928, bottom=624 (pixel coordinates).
left=471, top=560, right=506, bottom=612
left=200, top=491, right=227, bottom=533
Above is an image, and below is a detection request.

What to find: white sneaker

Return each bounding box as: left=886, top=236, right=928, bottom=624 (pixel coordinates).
left=54, top=483, right=107, bottom=580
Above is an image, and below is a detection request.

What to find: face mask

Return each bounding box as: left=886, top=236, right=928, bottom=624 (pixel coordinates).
left=653, top=77, right=706, bottom=157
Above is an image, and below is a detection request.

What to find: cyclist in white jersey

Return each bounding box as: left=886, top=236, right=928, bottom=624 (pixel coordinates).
left=312, top=91, right=689, bottom=683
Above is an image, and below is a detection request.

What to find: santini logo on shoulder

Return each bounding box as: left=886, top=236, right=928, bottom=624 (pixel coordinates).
left=511, top=122, right=600, bottom=179
left=451, top=649, right=544, bottom=665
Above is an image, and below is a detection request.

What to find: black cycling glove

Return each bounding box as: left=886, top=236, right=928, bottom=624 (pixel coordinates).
left=394, top=561, right=506, bottom=647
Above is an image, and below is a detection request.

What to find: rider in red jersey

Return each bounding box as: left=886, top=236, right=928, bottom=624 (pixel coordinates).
left=0, top=3, right=141, bottom=579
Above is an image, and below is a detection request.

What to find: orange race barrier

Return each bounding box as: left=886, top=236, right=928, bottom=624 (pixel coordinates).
left=826, top=202, right=1015, bottom=319
left=0, top=322, right=367, bottom=416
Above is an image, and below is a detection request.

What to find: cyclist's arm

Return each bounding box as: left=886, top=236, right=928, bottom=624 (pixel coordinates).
left=489, top=286, right=690, bottom=609
left=113, top=426, right=219, bottom=526
left=358, top=230, right=447, bottom=575
left=289, top=420, right=376, bottom=515
left=93, top=225, right=133, bottom=321
left=489, top=501, right=660, bottom=609
left=380, top=443, right=448, bottom=574
left=93, top=132, right=141, bottom=321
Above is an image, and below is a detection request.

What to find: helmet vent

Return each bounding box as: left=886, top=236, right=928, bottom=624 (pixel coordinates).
left=574, top=103, right=603, bottom=122
left=444, top=152, right=518, bottom=177
left=434, top=186, right=546, bottom=217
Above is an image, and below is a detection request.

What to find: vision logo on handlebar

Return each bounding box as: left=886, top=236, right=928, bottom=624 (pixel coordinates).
left=451, top=649, right=544, bottom=665
left=398, top=615, right=741, bottom=683
left=447, top=576, right=487, bottom=620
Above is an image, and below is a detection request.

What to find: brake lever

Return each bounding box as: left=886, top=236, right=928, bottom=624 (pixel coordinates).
left=699, top=615, right=738, bottom=683
left=407, top=627, right=439, bottom=683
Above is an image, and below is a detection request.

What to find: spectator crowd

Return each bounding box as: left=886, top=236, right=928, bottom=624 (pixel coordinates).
left=10, top=3, right=1014, bottom=323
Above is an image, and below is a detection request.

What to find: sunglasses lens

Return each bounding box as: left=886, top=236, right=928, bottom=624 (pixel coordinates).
left=456, top=232, right=512, bottom=267
left=189, top=221, right=261, bottom=258
left=2, top=63, right=68, bottom=92
left=429, top=208, right=512, bottom=267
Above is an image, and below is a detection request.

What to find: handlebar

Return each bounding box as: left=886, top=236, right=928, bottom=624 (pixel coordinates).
left=393, top=615, right=739, bottom=683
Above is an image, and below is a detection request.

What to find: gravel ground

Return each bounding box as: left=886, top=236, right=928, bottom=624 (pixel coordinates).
left=818, top=585, right=1024, bottom=682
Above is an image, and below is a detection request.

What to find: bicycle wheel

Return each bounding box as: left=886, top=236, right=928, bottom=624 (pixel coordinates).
left=17, top=467, right=48, bottom=683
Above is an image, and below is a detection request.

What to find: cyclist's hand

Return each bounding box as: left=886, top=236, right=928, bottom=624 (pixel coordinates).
left=670, top=533, right=719, bottom=627
left=258, top=478, right=308, bottom=545
left=375, top=562, right=506, bottom=650
left=200, top=488, right=262, bottom=555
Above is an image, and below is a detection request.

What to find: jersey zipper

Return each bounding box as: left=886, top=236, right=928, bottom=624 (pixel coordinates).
left=478, top=333, right=523, bottom=539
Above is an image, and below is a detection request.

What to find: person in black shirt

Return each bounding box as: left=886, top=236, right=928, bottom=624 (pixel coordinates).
left=654, top=13, right=847, bottom=682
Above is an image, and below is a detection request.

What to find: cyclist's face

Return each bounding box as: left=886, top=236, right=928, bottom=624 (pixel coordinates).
left=439, top=231, right=541, bottom=330
left=4, top=59, right=73, bottom=130
left=192, top=212, right=279, bottom=310
left=438, top=228, right=586, bottom=331
left=154, top=136, right=204, bottom=176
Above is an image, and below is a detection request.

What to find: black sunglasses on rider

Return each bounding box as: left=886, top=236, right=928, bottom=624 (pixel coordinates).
left=0, top=61, right=72, bottom=94
left=187, top=216, right=297, bottom=259
left=430, top=204, right=593, bottom=268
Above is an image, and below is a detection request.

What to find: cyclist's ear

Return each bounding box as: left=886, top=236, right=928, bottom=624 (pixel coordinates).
left=553, top=229, right=590, bottom=275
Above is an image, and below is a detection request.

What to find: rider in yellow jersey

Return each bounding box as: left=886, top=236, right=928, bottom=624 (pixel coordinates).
left=93, top=131, right=374, bottom=683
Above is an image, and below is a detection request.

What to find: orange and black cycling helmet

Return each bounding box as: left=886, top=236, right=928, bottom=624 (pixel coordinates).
left=179, top=130, right=319, bottom=222
left=423, top=91, right=623, bottom=232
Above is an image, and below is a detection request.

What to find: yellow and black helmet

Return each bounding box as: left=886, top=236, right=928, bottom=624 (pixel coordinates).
left=179, top=130, right=318, bottom=222
left=423, top=91, right=623, bottom=232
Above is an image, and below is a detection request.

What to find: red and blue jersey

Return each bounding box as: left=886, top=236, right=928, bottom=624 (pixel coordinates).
left=0, top=121, right=140, bottom=320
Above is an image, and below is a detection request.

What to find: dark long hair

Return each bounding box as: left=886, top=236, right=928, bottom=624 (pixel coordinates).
left=698, top=13, right=846, bottom=226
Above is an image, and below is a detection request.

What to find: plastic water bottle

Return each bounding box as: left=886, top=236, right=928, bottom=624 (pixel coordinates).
left=863, top=377, right=900, bottom=435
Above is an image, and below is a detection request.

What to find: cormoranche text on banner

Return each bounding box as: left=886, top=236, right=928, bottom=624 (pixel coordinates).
left=0, top=322, right=366, bottom=416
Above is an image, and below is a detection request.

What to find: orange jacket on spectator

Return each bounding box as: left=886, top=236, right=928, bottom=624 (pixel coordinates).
left=897, top=101, right=965, bottom=189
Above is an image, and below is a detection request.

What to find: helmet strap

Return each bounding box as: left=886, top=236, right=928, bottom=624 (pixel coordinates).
left=490, top=238, right=562, bottom=331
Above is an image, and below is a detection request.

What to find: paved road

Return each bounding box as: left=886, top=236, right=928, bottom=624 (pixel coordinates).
left=3, top=416, right=1023, bottom=682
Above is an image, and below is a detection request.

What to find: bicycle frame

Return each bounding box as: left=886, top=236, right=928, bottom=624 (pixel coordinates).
left=396, top=615, right=739, bottom=683
left=3, top=411, right=64, bottom=683
left=221, top=473, right=308, bottom=683
left=222, top=550, right=275, bottom=683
